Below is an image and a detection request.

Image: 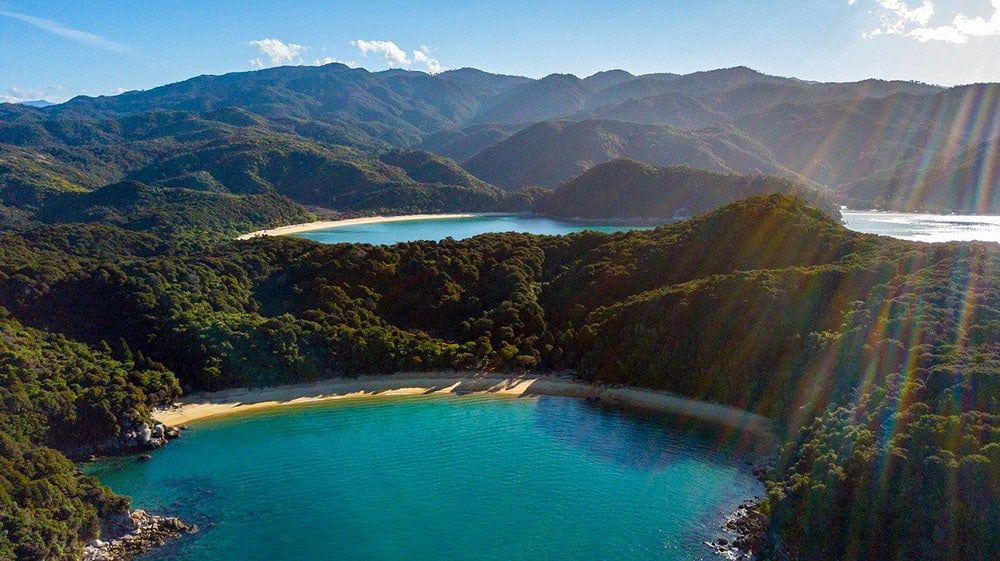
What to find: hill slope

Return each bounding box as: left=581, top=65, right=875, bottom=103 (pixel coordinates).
left=536, top=159, right=837, bottom=220
left=464, top=119, right=793, bottom=189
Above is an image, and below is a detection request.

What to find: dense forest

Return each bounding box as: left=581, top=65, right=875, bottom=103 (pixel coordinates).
left=0, top=193, right=998, bottom=559
left=536, top=158, right=839, bottom=221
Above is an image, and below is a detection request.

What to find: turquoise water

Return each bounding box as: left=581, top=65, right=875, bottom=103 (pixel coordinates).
left=292, top=215, right=656, bottom=245
left=88, top=395, right=765, bottom=561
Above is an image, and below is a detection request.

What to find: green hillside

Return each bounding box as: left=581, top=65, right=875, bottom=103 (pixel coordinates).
left=4, top=64, right=995, bottom=213
left=537, top=158, right=837, bottom=220
left=0, top=110, right=528, bottom=220
left=1, top=194, right=999, bottom=559
left=464, top=119, right=794, bottom=189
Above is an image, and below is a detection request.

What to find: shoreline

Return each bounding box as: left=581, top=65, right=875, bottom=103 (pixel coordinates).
left=153, top=372, right=776, bottom=439
left=236, top=213, right=512, bottom=240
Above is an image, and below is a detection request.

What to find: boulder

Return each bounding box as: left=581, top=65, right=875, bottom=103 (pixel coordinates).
left=138, top=423, right=152, bottom=445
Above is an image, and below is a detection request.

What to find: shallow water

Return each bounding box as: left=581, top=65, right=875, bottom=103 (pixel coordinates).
left=88, top=395, right=766, bottom=561
left=292, top=215, right=655, bottom=245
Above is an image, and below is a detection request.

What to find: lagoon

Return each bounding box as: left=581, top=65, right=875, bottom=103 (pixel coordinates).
left=89, top=395, right=764, bottom=561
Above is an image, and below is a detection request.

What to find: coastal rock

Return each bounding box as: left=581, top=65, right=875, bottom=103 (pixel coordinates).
left=138, top=423, right=153, bottom=445
left=83, top=510, right=195, bottom=561
left=94, top=420, right=174, bottom=454
left=723, top=500, right=770, bottom=557
left=98, top=512, right=137, bottom=541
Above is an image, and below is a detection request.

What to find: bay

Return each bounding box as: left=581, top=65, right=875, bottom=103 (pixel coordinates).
left=88, top=395, right=765, bottom=561
left=291, top=215, right=655, bottom=245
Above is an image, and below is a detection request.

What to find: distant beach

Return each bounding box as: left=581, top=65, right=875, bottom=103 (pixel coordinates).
left=153, top=372, right=776, bottom=438
left=236, top=214, right=506, bottom=240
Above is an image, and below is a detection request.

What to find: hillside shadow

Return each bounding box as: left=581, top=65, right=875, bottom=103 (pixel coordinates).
left=530, top=395, right=773, bottom=471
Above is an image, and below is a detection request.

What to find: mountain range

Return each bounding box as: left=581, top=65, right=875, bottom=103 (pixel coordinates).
left=2, top=63, right=999, bottom=220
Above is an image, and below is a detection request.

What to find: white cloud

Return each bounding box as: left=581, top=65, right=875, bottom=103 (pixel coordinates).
left=909, top=0, right=1000, bottom=43
left=860, top=0, right=935, bottom=37
left=0, top=9, right=130, bottom=52
left=314, top=56, right=356, bottom=67
left=412, top=46, right=442, bottom=74
left=857, top=0, right=1000, bottom=42
left=908, top=23, right=971, bottom=41
left=351, top=39, right=409, bottom=66
left=247, top=38, right=304, bottom=66
left=350, top=40, right=444, bottom=73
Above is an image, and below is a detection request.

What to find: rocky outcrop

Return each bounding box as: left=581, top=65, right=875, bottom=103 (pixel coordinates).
left=82, top=510, right=196, bottom=561
left=96, top=421, right=181, bottom=455
left=63, top=420, right=182, bottom=461
left=716, top=500, right=770, bottom=559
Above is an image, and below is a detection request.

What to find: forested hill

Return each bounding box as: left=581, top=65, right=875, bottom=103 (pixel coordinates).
left=536, top=159, right=839, bottom=221
left=461, top=119, right=792, bottom=189
left=0, top=110, right=538, bottom=227
left=1, top=193, right=999, bottom=559
left=4, top=64, right=998, bottom=214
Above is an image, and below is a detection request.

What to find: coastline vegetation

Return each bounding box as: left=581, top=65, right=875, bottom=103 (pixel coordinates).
left=0, top=193, right=999, bottom=559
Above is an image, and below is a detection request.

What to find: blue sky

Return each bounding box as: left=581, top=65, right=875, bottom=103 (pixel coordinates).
left=2, top=0, right=1000, bottom=103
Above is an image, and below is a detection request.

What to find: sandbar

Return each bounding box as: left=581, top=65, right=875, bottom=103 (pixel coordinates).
left=237, top=213, right=507, bottom=240
left=153, top=372, right=776, bottom=439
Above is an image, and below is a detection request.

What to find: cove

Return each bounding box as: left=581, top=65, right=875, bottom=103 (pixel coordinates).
left=87, top=395, right=766, bottom=561
left=291, top=215, right=655, bottom=245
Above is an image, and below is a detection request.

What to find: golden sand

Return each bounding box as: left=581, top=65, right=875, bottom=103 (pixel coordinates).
left=236, top=214, right=503, bottom=240
left=153, top=372, right=776, bottom=440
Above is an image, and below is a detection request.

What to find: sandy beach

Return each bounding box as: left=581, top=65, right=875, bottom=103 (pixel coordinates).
left=237, top=214, right=505, bottom=240
left=153, top=372, right=776, bottom=438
